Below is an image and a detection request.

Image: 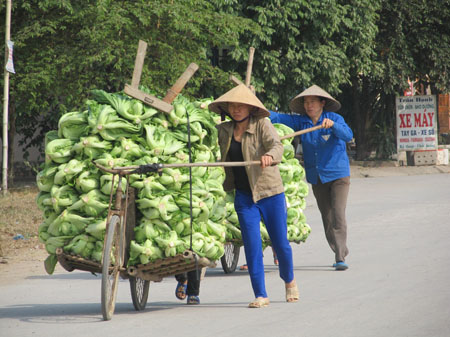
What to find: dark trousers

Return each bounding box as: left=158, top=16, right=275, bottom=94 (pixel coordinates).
left=311, top=176, right=350, bottom=262
left=175, top=269, right=200, bottom=296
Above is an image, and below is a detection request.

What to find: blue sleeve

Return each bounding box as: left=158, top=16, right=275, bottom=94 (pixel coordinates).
left=269, top=110, right=302, bottom=131
left=330, top=114, right=353, bottom=142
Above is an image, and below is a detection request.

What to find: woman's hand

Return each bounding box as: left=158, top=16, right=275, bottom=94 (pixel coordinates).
left=260, top=155, right=273, bottom=168
left=322, top=118, right=334, bottom=129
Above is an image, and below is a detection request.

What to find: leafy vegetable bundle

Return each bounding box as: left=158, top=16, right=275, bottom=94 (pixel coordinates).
left=36, top=89, right=310, bottom=274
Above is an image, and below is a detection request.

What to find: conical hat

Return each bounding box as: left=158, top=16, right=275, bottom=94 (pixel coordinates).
left=208, top=84, right=270, bottom=118
left=289, top=85, right=341, bottom=114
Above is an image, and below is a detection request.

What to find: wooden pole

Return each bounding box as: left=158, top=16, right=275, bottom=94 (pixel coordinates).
left=280, top=125, right=323, bottom=140
left=245, top=47, right=255, bottom=87
left=112, top=160, right=280, bottom=171
left=2, top=0, right=12, bottom=196
left=229, top=74, right=243, bottom=86
left=130, top=40, right=147, bottom=89
left=163, top=63, right=199, bottom=103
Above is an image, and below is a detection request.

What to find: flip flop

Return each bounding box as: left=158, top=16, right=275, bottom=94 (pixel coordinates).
left=175, top=282, right=187, bottom=300
left=239, top=264, right=248, bottom=270
left=187, top=295, right=200, bottom=305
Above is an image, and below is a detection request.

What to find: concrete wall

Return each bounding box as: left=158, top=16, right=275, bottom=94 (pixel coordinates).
left=0, top=133, right=44, bottom=181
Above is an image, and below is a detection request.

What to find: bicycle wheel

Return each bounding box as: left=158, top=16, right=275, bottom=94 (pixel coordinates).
left=130, top=276, right=150, bottom=311
left=220, top=243, right=240, bottom=274
left=101, top=215, right=122, bottom=321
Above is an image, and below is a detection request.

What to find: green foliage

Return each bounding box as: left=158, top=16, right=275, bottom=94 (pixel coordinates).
left=346, top=0, right=450, bottom=159
left=1, top=0, right=450, bottom=161
left=0, top=0, right=254, bottom=153
left=211, top=0, right=380, bottom=111
left=374, top=0, right=450, bottom=93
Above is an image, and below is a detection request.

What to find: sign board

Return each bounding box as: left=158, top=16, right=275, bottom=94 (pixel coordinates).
left=396, top=95, right=437, bottom=151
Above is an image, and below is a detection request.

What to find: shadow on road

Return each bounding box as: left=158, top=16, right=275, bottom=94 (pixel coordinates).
left=27, top=271, right=100, bottom=281
left=0, top=301, right=180, bottom=322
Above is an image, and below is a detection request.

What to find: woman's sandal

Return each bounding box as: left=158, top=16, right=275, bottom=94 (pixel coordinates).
left=248, top=297, right=270, bottom=308
left=239, top=264, right=248, bottom=270
left=286, top=283, right=299, bottom=303
left=187, top=295, right=200, bottom=305
left=175, top=282, right=187, bottom=300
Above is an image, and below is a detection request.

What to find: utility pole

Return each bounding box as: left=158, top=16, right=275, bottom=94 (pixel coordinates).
left=2, top=0, right=12, bottom=196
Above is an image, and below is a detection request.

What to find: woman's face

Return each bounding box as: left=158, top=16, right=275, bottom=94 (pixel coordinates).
left=303, top=96, right=325, bottom=119
left=228, top=102, right=251, bottom=121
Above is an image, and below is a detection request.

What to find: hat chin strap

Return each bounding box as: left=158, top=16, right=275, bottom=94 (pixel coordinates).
left=231, top=114, right=251, bottom=123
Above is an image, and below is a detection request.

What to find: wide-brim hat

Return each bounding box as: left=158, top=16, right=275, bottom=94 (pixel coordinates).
left=208, top=84, right=270, bottom=118
left=289, top=85, right=341, bottom=114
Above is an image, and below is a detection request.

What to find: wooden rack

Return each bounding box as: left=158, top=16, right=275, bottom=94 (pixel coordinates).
left=123, top=40, right=198, bottom=113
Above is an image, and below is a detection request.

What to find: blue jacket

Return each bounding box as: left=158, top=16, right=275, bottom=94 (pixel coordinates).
left=269, top=110, right=353, bottom=184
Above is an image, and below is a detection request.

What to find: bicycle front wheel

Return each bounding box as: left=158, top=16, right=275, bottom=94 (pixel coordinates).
left=130, top=276, right=150, bottom=311
left=101, top=215, right=122, bottom=321
left=221, top=243, right=240, bottom=274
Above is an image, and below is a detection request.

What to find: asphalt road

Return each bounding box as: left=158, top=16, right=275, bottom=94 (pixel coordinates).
left=1, top=173, right=450, bottom=337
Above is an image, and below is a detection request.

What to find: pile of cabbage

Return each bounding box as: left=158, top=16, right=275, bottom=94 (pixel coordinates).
left=36, top=88, right=311, bottom=274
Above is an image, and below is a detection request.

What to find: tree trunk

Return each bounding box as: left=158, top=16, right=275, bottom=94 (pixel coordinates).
left=353, top=77, right=376, bottom=160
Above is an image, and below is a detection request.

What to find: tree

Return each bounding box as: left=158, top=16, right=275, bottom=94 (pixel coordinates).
left=211, top=0, right=379, bottom=112
left=0, top=0, right=255, bottom=180
left=2, top=0, right=449, bottom=169
left=211, top=0, right=380, bottom=161
left=347, top=0, right=450, bottom=159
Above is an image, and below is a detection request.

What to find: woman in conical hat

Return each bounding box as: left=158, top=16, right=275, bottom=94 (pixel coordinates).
left=209, top=84, right=299, bottom=308
left=269, top=84, right=353, bottom=271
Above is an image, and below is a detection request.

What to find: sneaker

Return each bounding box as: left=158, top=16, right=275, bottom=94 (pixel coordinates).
left=335, top=261, right=348, bottom=271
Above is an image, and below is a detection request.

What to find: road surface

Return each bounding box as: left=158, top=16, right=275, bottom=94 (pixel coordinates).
left=1, top=172, right=449, bottom=337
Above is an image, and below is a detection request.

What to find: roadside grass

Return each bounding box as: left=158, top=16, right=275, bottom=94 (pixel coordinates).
left=0, top=187, right=43, bottom=259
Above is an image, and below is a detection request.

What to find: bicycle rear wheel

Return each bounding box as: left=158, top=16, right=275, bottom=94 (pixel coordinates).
left=130, top=276, right=150, bottom=311
left=221, top=243, right=240, bottom=274
left=101, top=215, right=122, bottom=321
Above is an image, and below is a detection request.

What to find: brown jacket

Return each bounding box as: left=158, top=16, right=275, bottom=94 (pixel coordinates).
left=217, top=116, right=284, bottom=202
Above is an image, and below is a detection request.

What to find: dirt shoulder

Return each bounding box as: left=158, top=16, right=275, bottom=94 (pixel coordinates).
left=1, top=163, right=449, bottom=286
left=351, top=161, right=450, bottom=178
left=0, top=186, right=48, bottom=286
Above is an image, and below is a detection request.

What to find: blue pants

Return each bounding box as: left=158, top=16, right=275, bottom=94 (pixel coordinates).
left=234, top=190, right=294, bottom=298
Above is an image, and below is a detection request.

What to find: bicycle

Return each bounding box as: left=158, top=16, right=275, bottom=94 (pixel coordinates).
left=93, top=162, right=150, bottom=320
left=95, top=159, right=278, bottom=319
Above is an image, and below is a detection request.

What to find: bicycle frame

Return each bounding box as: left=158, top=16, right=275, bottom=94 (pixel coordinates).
left=94, top=163, right=134, bottom=270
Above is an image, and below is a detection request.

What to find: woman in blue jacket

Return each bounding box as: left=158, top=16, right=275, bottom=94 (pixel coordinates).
left=270, top=85, right=353, bottom=270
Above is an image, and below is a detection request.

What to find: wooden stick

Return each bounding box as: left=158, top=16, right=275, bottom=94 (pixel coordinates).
left=229, top=74, right=243, bottom=86
left=245, top=47, right=255, bottom=87
left=131, top=40, right=147, bottom=88
left=114, top=160, right=280, bottom=171
left=163, top=63, right=199, bottom=103
left=124, top=84, right=173, bottom=113
left=280, top=125, right=323, bottom=140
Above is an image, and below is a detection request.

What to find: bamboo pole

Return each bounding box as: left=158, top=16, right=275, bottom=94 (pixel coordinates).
left=2, top=0, right=12, bottom=196
left=113, top=160, right=280, bottom=171
left=280, top=125, right=323, bottom=140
